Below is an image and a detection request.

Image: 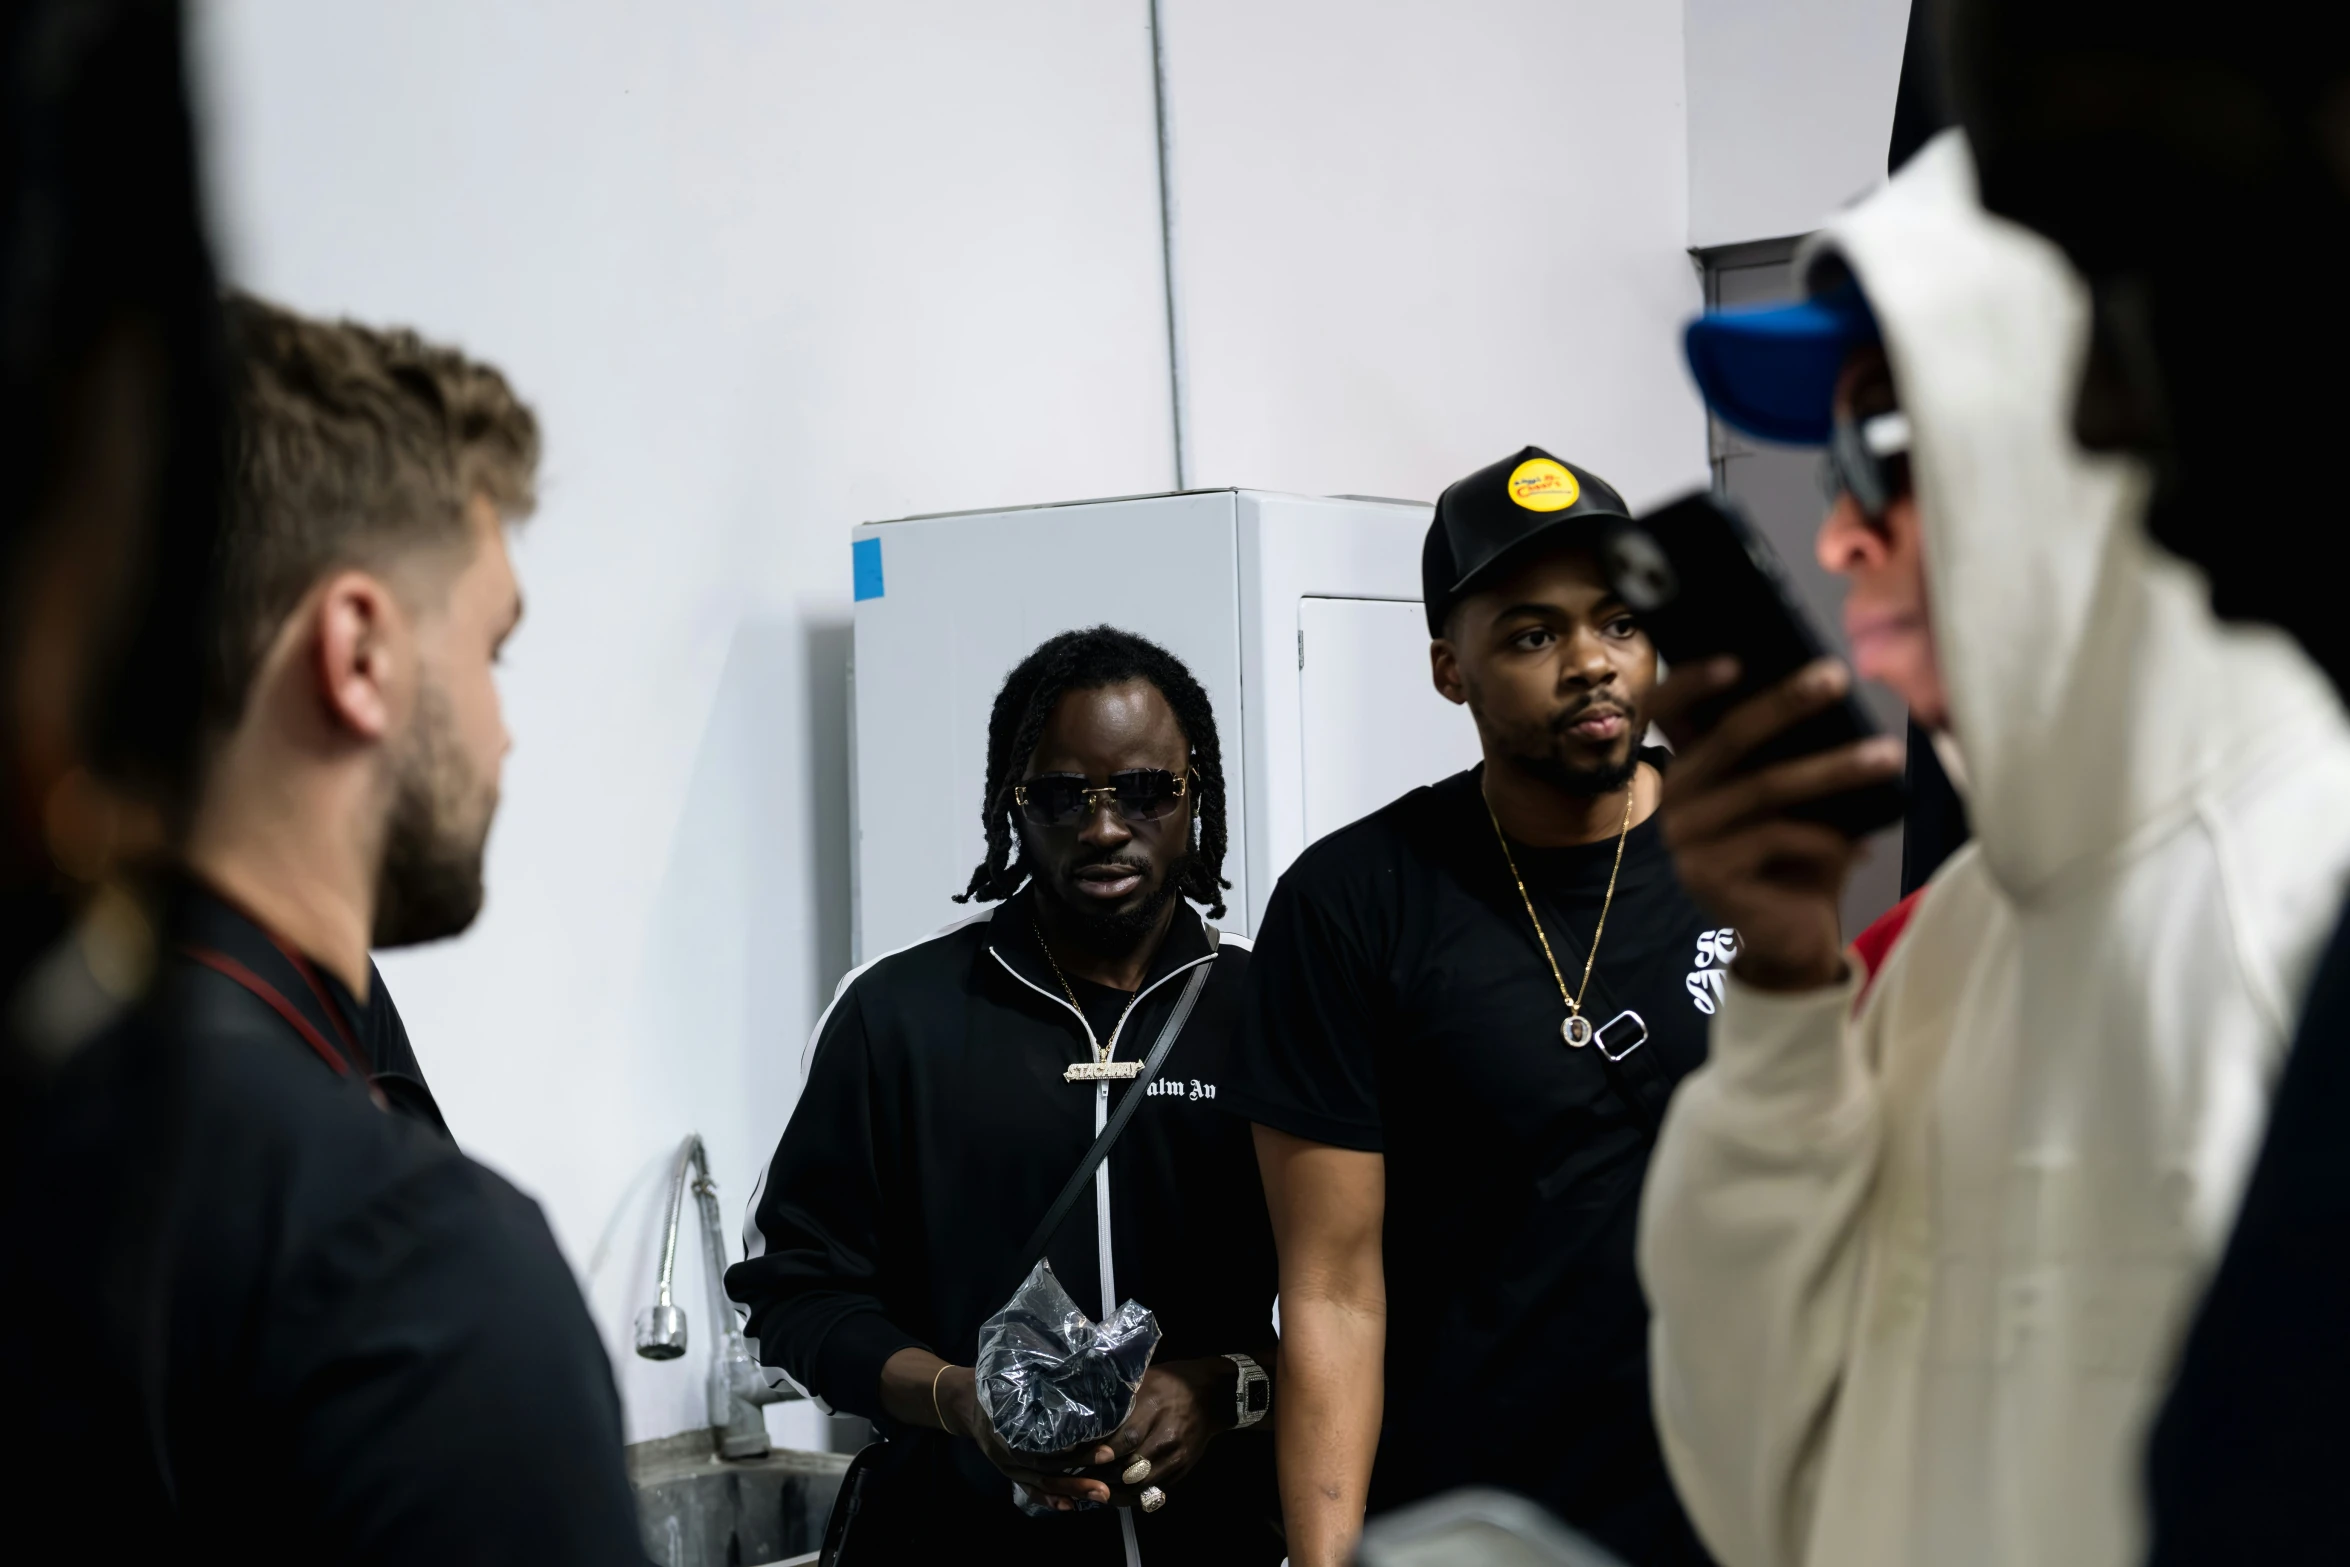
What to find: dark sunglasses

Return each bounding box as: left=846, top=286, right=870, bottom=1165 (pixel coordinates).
left=1011, top=769, right=1192, bottom=828
left=1818, top=408, right=1912, bottom=521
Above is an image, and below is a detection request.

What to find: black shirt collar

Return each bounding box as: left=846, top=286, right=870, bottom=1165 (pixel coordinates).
left=176, top=881, right=374, bottom=1075
left=172, top=880, right=452, bottom=1141
left=1453, top=754, right=1678, bottom=894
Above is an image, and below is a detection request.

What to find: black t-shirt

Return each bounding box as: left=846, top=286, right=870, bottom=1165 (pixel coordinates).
left=1222, top=761, right=1723, bottom=1566
left=0, top=885, right=642, bottom=1565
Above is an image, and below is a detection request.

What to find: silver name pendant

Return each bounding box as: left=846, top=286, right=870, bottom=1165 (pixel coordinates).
left=1562, top=1014, right=1595, bottom=1049
left=1065, top=1060, right=1142, bottom=1083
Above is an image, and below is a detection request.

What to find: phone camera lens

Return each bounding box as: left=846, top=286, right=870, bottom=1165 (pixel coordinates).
left=1607, top=528, right=1678, bottom=613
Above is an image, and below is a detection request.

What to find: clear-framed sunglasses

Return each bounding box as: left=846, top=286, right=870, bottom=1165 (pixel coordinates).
left=1819, top=408, right=1913, bottom=521
left=1011, top=768, right=1192, bottom=828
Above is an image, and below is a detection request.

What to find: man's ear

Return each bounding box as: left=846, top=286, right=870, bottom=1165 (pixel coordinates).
left=1430, top=639, right=1468, bottom=707
left=309, top=569, right=403, bottom=741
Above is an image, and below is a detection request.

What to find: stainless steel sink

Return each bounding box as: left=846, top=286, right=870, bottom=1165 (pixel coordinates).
left=627, top=1431, right=846, bottom=1567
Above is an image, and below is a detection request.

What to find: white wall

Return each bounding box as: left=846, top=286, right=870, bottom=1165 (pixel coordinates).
left=193, top=0, right=1178, bottom=1448
left=1684, top=0, right=1911, bottom=248
left=189, top=0, right=1905, bottom=1450
left=1162, top=0, right=1709, bottom=511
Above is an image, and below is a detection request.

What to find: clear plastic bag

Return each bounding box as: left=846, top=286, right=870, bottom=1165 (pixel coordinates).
left=976, top=1260, right=1160, bottom=1465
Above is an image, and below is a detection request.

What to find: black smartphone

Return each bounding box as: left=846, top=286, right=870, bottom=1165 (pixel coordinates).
left=1600, top=488, right=1906, bottom=839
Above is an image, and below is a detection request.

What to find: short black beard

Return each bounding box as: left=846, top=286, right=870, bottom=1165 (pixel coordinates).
left=1513, top=747, right=1638, bottom=799
left=373, top=682, right=493, bottom=949
left=1469, top=673, right=1643, bottom=802
left=1039, top=847, right=1194, bottom=957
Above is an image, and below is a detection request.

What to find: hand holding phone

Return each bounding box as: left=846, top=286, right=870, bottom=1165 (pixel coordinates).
left=1650, top=658, right=1904, bottom=990
left=1603, top=491, right=1908, bottom=991
left=1600, top=490, right=1905, bottom=838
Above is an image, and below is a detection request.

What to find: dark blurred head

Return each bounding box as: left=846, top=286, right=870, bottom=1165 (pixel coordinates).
left=3, top=0, right=223, bottom=987
left=1951, top=0, right=2350, bottom=688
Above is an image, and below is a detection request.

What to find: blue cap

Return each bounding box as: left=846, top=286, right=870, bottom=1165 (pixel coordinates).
left=1682, top=284, right=1879, bottom=447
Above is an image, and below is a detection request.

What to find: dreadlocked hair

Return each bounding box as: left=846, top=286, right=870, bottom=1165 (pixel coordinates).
left=955, top=625, right=1230, bottom=918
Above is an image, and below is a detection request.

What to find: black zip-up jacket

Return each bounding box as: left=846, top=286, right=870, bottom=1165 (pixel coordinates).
left=728, top=889, right=1280, bottom=1564
left=0, top=884, right=643, bottom=1565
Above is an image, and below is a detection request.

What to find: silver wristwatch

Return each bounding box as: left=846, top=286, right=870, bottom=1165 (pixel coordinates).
left=1226, top=1353, right=1270, bottom=1430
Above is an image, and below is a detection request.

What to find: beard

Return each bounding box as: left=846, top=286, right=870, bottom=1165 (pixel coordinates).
left=372, top=679, right=496, bottom=949
left=1491, top=705, right=1639, bottom=798
left=1515, top=746, right=1638, bottom=798
left=1063, top=866, right=1187, bottom=949
left=1035, top=841, right=1195, bottom=954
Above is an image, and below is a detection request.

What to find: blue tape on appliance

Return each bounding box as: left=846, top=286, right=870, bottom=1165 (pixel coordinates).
left=852, top=536, right=884, bottom=601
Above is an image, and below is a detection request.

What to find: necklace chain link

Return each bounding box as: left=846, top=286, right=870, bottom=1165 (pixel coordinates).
left=1486, top=780, right=1636, bottom=1044
left=1034, top=919, right=1140, bottom=1064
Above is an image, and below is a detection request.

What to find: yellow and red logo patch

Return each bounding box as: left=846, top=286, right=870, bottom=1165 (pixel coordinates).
left=1506, top=457, right=1580, bottom=512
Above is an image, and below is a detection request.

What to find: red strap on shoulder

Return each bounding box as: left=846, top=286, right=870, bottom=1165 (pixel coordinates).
left=259, top=928, right=364, bottom=1067
left=1851, top=888, right=1926, bottom=1005
left=181, top=944, right=357, bottom=1078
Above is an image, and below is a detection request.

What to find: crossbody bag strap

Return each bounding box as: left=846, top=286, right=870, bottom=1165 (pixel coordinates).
left=1008, top=929, right=1219, bottom=1288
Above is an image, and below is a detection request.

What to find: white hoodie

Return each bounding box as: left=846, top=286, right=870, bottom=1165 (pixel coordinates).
left=1637, top=132, right=2350, bottom=1567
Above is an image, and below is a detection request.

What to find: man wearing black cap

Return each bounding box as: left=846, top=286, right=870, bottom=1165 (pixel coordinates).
left=1221, top=447, right=1720, bottom=1567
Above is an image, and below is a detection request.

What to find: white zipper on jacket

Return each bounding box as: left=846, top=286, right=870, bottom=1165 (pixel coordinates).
left=987, top=943, right=1219, bottom=1311
left=989, top=938, right=1216, bottom=1567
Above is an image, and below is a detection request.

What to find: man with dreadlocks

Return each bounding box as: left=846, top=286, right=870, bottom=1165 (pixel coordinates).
left=730, top=626, right=1281, bottom=1564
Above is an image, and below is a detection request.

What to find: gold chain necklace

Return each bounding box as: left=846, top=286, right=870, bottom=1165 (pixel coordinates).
left=1486, top=781, right=1636, bottom=1049
left=1034, top=919, right=1144, bottom=1083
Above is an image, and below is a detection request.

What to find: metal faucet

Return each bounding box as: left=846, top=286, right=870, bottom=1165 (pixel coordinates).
left=635, top=1134, right=797, bottom=1458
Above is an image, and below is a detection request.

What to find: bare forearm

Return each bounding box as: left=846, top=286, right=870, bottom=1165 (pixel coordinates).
left=1276, top=1291, right=1385, bottom=1567
left=878, top=1345, right=965, bottom=1434
left=1252, top=1126, right=1387, bottom=1566
left=880, top=1346, right=1115, bottom=1510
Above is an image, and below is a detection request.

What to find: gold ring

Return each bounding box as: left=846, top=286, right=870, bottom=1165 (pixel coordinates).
left=1121, top=1457, right=1153, bottom=1486
left=1139, top=1485, right=1166, bottom=1513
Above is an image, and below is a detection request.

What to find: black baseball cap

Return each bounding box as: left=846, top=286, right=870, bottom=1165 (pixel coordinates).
left=1422, top=446, right=1634, bottom=636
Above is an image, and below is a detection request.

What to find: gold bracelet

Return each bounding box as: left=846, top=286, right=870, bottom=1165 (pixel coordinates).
left=931, top=1363, right=954, bottom=1432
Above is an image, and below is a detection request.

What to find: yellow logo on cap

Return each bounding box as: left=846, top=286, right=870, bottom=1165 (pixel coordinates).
left=1507, top=458, right=1580, bottom=512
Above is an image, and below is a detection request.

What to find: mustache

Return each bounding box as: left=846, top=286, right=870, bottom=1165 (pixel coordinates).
left=1070, top=855, right=1150, bottom=874
left=1550, top=694, right=1633, bottom=735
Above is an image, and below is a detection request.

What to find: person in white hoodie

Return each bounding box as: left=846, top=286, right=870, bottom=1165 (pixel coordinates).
left=1952, top=4, right=2350, bottom=1559
left=1633, top=130, right=2350, bottom=1567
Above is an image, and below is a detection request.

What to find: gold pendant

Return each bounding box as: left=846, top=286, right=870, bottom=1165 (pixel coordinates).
left=1562, top=1014, right=1594, bottom=1049
left=1064, top=1060, right=1142, bottom=1083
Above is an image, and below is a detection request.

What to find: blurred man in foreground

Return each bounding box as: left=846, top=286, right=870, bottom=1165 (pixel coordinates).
left=1638, top=132, right=2350, bottom=1567
left=1, top=291, right=645, bottom=1562
left=1953, top=5, right=2350, bottom=1559
left=2, top=0, right=222, bottom=1103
